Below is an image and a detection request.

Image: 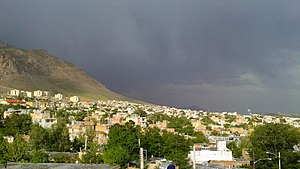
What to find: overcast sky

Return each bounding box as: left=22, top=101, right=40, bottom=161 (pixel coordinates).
left=1, top=1, right=300, bottom=113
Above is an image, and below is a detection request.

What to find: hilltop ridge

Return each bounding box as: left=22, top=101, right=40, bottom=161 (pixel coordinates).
left=0, top=41, right=136, bottom=102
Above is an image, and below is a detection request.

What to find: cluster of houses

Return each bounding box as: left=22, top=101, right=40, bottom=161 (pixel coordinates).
left=8, top=89, right=50, bottom=98
left=7, top=88, right=80, bottom=102
left=3, top=88, right=300, bottom=168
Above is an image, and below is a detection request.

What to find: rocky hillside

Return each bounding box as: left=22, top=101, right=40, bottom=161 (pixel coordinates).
left=0, top=41, right=133, bottom=101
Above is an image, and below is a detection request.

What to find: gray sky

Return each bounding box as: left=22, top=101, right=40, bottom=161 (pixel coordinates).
left=1, top=0, right=300, bottom=113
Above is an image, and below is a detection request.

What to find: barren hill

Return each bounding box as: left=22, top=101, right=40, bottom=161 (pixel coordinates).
left=0, top=41, right=134, bottom=101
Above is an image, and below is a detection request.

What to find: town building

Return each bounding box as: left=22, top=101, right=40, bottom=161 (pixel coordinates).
left=43, top=91, right=50, bottom=97
left=189, top=140, right=233, bottom=164
left=26, top=91, right=32, bottom=97
left=54, top=93, right=64, bottom=100
left=67, top=121, right=84, bottom=141
left=70, top=96, right=80, bottom=102
left=31, top=111, right=57, bottom=128
left=9, top=89, right=20, bottom=96
left=125, top=114, right=147, bottom=127
left=33, top=90, right=43, bottom=97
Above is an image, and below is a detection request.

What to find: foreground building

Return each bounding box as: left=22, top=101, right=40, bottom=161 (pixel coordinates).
left=189, top=140, right=233, bottom=164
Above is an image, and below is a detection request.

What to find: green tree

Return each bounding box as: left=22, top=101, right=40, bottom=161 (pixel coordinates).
left=51, top=153, right=77, bottom=163
left=72, top=126, right=96, bottom=152
left=30, top=149, right=49, bottom=163
left=70, top=137, right=84, bottom=152
left=81, top=142, right=103, bottom=164
left=201, top=116, right=215, bottom=125
left=29, top=124, right=49, bottom=150
left=168, top=116, right=194, bottom=136
left=102, top=145, right=130, bottom=168
left=147, top=113, right=170, bottom=124
left=140, top=127, right=162, bottom=157
left=224, top=114, right=237, bottom=123
left=6, top=135, right=30, bottom=162
left=48, top=117, right=71, bottom=152
left=227, top=141, right=242, bottom=158
left=103, top=123, right=139, bottom=167
left=74, top=111, right=87, bottom=121
left=5, top=114, right=32, bottom=136
left=211, top=130, right=221, bottom=136
left=240, top=137, right=251, bottom=151
left=161, top=131, right=192, bottom=168
left=250, top=123, right=300, bottom=169
left=134, top=109, right=147, bottom=117
left=192, top=132, right=208, bottom=143
left=224, top=123, right=230, bottom=129
left=0, top=135, right=7, bottom=164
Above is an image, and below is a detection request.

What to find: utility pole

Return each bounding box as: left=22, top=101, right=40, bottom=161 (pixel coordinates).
left=278, top=152, right=281, bottom=169
left=84, top=135, right=88, bottom=151
left=139, top=139, right=144, bottom=169
left=140, top=147, right=144, bottom=169
left=193, top=145, right=196, bottom=169
left=266, top=151, right=281, bottom=169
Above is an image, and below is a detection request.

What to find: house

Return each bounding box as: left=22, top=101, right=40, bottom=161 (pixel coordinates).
left=26, top=91, right=32, bottom=97
left=8, top=89, right=20, bottom=96
left=43, top=91, right=50, bottom=97
left=70, top=96, right=80, bottom=102
left=1, top=100, right=26, bottom=106
left=189, top=140, right=233, bottom=164
left=33, top=90, right=43, bottom=97
left=68, top=121, right=85, bottom=141
left=112, top=114, right=127, bottom=125
left=126, top=114, right=147, bottom=127
left=149, top=120, right=168, bottom=129
left=95, top=125, right=109, bottom=145
left=31, top=112, right=57, bottom=128
left=54, top=93, right=64, bottom=100
left=4, top=108, right=28, bottom=118
left=32, top=118, right=57, bottom=128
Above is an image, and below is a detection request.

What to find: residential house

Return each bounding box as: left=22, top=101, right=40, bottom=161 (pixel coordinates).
left=33, top=90, right=43, bottom=97
left=54, top=93, right=63, bottom=100
left=70, top=96, right=80, bottom=102
left=31, top=112, right=57, bottom=128
left=95, top=125, right=109, bottom=145
left=189, top=140, right=233, bottom=164
left=9, top=89, right=20, bottom=96
left=68, top=121, right=85, bottom=141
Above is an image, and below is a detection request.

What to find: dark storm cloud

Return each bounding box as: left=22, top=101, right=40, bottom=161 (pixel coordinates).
left=1, top=0, right=300, bottom=113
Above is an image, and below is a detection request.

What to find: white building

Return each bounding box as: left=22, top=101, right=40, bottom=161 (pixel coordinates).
left=9, top=89, right=20, bottom=96
left=19, top=91, right=32, bottom=97
left=3, top=136, right=14, bottom=143
left=4, top=109, right=29, bottom=118
left=26, top=91, right=32, bottom=97
left=125, top=114, right=147, bottom=127
left=31, top=111, right=57, bottom=128
left=33, top=90, right=43, bottom=97
left=32, top=118, right=57, bottom=128
left=54, top=93, right=64, bottom=100
left=43, top=91, right=50, bottom=97
left=189, top=140, right=233, bottom=164
left=70, top=96, right=80, bottom=102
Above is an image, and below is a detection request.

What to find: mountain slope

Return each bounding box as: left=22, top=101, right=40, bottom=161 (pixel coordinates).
left=0, top=41, right=134, bottom=101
